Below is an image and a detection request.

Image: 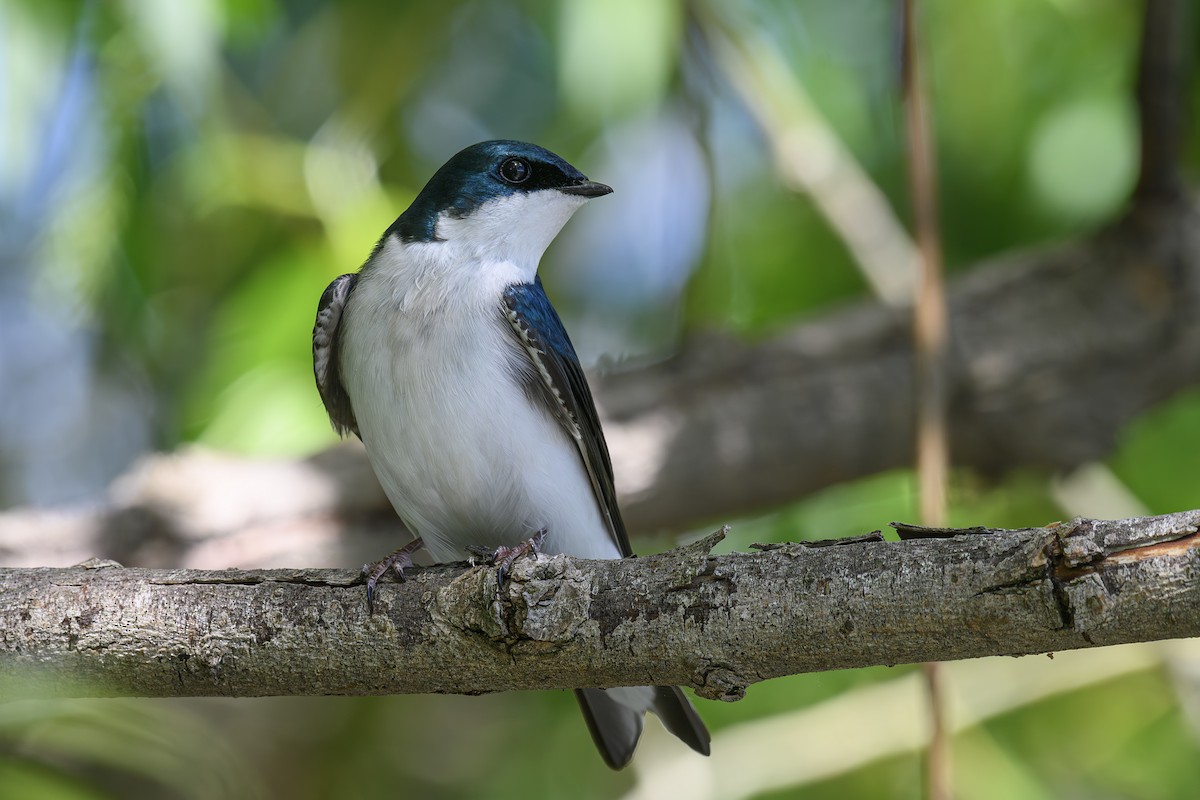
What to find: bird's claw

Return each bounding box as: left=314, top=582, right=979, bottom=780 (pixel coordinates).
left=361, top=538, right=423, bottom=615
left=470, top=529, right=548, bottom=589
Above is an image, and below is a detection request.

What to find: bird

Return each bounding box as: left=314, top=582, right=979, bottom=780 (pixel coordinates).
left=311, top=140, right=710, bottom=769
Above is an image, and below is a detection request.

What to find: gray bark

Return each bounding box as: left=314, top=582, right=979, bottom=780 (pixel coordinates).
left=3, top=510, right=1198, bottom=701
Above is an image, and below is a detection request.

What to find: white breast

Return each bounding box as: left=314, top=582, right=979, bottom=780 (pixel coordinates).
left=339, top=234, right=618, bottom=563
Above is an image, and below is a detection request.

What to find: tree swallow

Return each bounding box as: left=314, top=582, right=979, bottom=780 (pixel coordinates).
left=312, top=140, right=710, bottom=768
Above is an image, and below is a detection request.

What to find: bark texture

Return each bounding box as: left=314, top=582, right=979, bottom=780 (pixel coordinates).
left=3, top=510, right=1198, bottom=701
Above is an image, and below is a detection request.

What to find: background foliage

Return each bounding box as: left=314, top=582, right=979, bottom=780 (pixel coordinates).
left=3, top=0, right=1200, bottom=797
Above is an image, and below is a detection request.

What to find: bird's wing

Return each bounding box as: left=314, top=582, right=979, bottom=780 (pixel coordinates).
left=500, top=278, right=632, bottom=558
left=312, top=273, right=359, bottom=438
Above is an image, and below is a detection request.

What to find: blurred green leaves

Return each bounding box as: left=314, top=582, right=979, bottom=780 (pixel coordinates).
left=1111, top=389, right=1200, bottom=514
left=0, top=698, right=261, bottom=800
left=559, top=0, right=680, bottom=122
left=183, top=246, right=333, bottom=453
left=6, top=0, right=1200, bottom=798
left=3, top=0, right=1153, bottom=459
left=1027, top=95, right=1137, bottom=222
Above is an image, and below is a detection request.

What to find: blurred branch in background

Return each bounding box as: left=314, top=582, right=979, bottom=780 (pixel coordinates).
left=2, top=0, right=1194, bottom=546
left=4, top=1, right=1200, bottom=797
left=8, top=195, right=1200, bottom=570
left=1133, top=0, right=1189, bottom=205
left=3, top=511, right=1200, bottom=700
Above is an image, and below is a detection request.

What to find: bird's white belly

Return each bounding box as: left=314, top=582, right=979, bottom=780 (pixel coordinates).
left=342, top=290, right=617, bottom=563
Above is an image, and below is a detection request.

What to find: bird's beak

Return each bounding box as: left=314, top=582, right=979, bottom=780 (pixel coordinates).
left=561, top=181, right=613, bottom=198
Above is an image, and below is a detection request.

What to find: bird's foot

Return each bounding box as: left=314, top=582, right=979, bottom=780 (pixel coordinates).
left=361, top=538, right=423, bottom=615
left=467, top=529, right=548, bottom=588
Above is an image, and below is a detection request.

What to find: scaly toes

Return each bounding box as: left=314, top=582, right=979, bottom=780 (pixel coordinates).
left=360, top=539, right=423, bottom=615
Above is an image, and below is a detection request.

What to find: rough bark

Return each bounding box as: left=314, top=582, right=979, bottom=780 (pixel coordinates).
left=3, top=510, right=1198, bottom=701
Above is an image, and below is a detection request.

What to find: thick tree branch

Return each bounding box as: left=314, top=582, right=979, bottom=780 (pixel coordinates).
left=3, top=510, right=1198, bottom=701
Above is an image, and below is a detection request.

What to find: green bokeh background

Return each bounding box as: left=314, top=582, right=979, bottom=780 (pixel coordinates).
left=3, top=0, right=1200, bottom=797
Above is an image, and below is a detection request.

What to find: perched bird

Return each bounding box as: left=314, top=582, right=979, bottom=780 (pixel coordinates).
left=312, top=140, right=710, bottom=768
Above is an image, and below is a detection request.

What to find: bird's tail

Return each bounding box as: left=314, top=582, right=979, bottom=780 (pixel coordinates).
left=575, top=685, right=710, bottom=770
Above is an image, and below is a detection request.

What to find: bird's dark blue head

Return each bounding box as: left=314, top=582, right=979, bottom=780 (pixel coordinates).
left=386, top=140, right=611, bottom=244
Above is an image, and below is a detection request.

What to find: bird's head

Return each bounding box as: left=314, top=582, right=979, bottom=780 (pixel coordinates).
left=387, top=140, right=611, bottom=274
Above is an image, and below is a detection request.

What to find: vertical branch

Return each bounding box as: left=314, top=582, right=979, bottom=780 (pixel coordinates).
left=919, top=661, right=951, bottom=800
left=1133, top=0, right=1189, bottom=206
left=902, top=1, right=948, bottom=530
left=901, top=1, right=951, bottom=798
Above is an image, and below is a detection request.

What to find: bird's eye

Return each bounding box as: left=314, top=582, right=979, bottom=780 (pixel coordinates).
left=499, top=157, right=532, bottom=184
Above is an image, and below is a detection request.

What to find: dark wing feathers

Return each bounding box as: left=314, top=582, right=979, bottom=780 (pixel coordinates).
left=312, top=273, right=359, bottom=438
left=501, top=279, right=632, bottom=558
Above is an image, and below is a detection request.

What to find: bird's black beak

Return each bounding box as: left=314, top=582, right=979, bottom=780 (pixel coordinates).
left=561, top=180, right=613, bottom=198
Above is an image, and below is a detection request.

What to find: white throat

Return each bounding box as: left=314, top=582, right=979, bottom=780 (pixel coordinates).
left=356, top=188, right=591, bottom=333
left=432, top=189, right=589, bottom=281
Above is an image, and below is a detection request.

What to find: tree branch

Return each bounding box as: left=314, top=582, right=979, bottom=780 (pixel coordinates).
left=3, top=510, right=1198, bottom=701
left=1134, top=0, right=1189, bottom=205
left=609, top=203, right=1200, bottom=530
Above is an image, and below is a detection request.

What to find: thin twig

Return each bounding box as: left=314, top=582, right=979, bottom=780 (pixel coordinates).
left=901, top=0, right=952, bottom=797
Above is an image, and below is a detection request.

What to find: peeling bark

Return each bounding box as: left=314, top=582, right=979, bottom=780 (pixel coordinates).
left=2, top=511, right=1198, bottom=701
